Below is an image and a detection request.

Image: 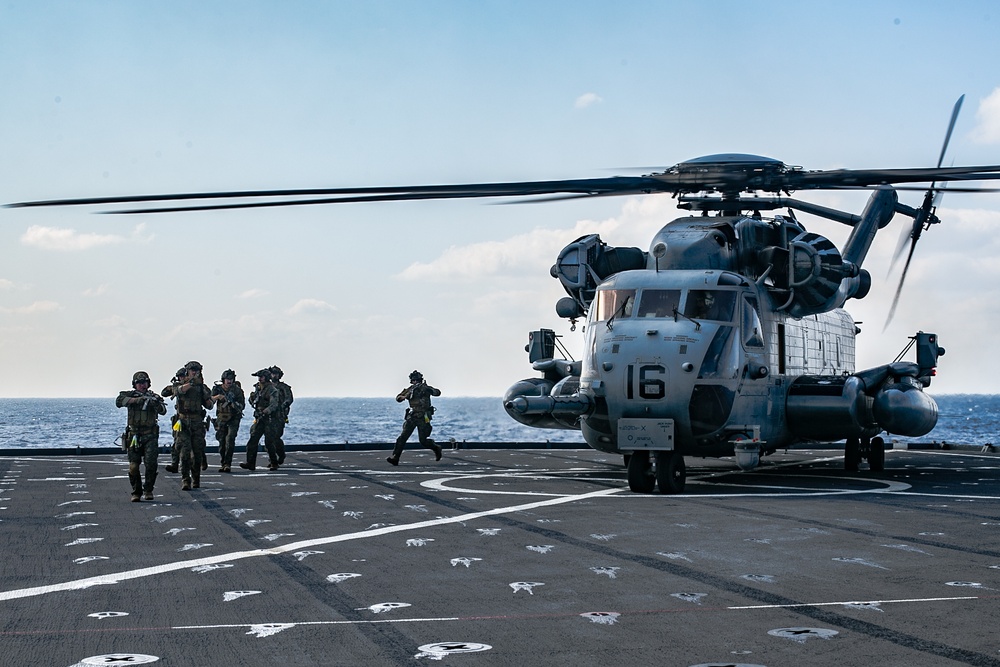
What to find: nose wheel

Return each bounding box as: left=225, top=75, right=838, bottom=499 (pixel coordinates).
left=626, top=450, right=686, bottom=494
left=844, top=436, right=886, bottom=472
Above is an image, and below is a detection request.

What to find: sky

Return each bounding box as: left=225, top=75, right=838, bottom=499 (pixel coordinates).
left=3, top=1, right=1000, bottom=398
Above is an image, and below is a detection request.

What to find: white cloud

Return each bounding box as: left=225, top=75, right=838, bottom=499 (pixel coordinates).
left=287, top=298, right=337, bottom=315
left=0, top=278, right=13, bottom=290
left=575, top=92, right=603, bottom=109
left=238, top=288, right=269, bottom=299
left=397, top=195, right=675, bottom=282
left=971, top=87, right=1000, bottom=144
left=18, top=223, right=152, bottom=251
left=82, top=284, right=110, bottom=297
left=0, top=300, right=61, bottom=315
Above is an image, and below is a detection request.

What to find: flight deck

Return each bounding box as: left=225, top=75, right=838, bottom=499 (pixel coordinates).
left=2, top=446, right=999, bottom=666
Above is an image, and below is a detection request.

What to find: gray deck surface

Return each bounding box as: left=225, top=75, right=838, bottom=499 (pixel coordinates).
left=2, top=446, right=999, bottom=666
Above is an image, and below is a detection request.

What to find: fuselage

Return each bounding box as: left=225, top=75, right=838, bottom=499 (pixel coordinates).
left=577, top=268, right=857, bottom=457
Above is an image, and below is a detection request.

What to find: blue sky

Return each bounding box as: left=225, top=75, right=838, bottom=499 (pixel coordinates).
left=3, top=1, right=1000, bottom=397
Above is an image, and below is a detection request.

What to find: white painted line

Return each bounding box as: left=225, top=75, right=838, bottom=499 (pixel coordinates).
left=729, top=595, right=979, bottom=610
left=0, top=486, right=624, bottom=602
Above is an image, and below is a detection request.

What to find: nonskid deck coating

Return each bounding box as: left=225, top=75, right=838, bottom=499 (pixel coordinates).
left=2, top=447, right=999, bottom=666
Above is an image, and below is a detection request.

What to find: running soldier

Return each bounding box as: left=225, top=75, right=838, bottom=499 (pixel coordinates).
left=162, top=367, right=187, bottom=475
left=211, top=369, right=245, bottom=473
left=240, top=368, right=282, bottom=471
left=116, top=371, right=167, bottom=502
left=269, top=365, right=293, bottom=465
left=387, top=370, right=443, bottom=466
left=162, top=361, right=215, bottom=490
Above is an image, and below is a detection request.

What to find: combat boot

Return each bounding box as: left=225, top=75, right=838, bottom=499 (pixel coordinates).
left=239, top=462, right=255, bottom=471
left=192, top=470, right=200, bottom=489
left=143, top=491, right=153, bottom=500
left=131, top=492, right=141, bottom=502
left=165, top=464, right=178, bottom=474
left=386, top=456, right=399, bottom=466
left=182, top=478, right=192, bottom=491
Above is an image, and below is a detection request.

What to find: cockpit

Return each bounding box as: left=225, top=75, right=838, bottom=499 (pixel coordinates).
left=593, top=287, right=737, bottom=323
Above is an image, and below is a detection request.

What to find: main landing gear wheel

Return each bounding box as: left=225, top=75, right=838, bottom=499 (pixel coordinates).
left=845, top=437, right=861, bottom=471
left=626, top=451, right=656, bottom=493
left=655, top=450, right=686, bottom=494
left=868, top=436, right=886, bottom=472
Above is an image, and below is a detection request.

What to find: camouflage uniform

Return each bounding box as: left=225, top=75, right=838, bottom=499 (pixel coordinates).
left=211, top=370, right=245, bottom=473
left=116, top=371, right=166, bottom=501
left=389, top=370, right=443, bottom=464
left=162, top=362, right=214, bottom=490
left=241, top=369, right=282, bottom=471
left=269, top=366, right=294, bottom=465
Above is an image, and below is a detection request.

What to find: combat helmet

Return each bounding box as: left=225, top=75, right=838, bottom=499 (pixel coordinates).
left=409, top=370, right=423, bottom=383
left=132, top=371, right=151, bottom=386
left=252, top=368, right=273, bottom=381
left=269, top=365, right=283, bottom=379
left=185, top=360, right=203, bottom=373
left=221, top=368, right=237, bottom=382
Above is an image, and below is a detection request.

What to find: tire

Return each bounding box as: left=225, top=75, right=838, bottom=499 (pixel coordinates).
left=868, top=436, right=885, bottom=472
left=844, top=437, right=861, bottom=471
left=626, top=451, right=656, bottom=493
left=656, top=450, right=686, bottom=494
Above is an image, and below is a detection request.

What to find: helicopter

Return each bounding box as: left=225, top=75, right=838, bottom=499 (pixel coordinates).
left=9, top=97, right=1000, bottom=494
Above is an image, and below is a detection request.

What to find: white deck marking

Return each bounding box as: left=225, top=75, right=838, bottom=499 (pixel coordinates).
left=0, top=486, right=622, bottom=602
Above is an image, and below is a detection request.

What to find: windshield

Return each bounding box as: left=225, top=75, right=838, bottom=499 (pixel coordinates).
left=636, top=289, right=682, bottom=318
left=683, top=289, right=736, bottom=322
left=594, top=289, right=635, bottom=321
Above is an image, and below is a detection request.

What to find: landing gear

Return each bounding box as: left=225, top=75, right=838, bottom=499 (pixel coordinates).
left=844, top=436, right=885, bottom=472
left=626, top=451, right=656, bottom=493
left=626, top=450, right=686, bottom=494
left=845, top=437, right=861, bottom=471
left=868, top=436, right=886, bottom=472
left=655, top=450, right=686, bottom=494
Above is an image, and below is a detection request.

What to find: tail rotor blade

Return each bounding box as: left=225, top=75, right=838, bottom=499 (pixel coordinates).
left=884, top=238, right=918, bottom=330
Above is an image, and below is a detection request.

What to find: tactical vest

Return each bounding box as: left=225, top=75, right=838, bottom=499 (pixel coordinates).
left=117, top=391, right=162, bottom=432
left=176, top=383, right=212, bottom=420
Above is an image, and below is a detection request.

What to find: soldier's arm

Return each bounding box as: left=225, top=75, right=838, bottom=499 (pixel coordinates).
left=201, top=387, right=215, bottom=410
left=429, top=385, right=441, bottom=397
left=115, top=391, right=133, bottom=408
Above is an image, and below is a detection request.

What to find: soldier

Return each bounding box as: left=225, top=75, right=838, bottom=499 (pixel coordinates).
left=161, top=361, right=214, bottom=490
left=162, top=367, right=188, bottom=475
left=269, top=365, right=293, bottom=466
left=211, top=369, right=245, bottom=473
left=116, top=371, right=167, bottom=502
left=387, top=370, right=443, bottom=466
left=240, top=368, right=282, bottom=471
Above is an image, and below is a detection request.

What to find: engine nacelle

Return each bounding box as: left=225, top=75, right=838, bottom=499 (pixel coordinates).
left=551, top=234, right=645, bottom=314
left=872, top=375, right=939, bottom=436
left=503, top=376, right=586, bottom=430
left=786, top=375, right=879, bottom=440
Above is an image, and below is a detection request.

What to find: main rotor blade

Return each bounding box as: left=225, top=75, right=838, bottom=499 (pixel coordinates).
left=884, top=239, right=918, bottom=330
left=937, top=95, right=964, bottom=170
left=4, top=176, right=665, bottom=210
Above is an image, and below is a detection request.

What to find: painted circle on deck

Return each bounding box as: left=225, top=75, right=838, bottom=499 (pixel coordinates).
left=80, top=654, right=159, bottom=665
left=416, top=642, right=492, bottom=657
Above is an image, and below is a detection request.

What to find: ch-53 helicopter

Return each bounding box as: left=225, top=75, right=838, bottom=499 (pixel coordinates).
left=9, top=97, right=1000, bottom=493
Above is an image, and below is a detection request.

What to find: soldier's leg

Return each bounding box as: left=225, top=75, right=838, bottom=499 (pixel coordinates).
left=225, top=420, right=240, bottom=470
left=166, top=414, right=180, bottom=473
left=142, top=430, right=158, bottom=498
left=264, top=418, right=280, bottom=468
left=190, top=422, right=207, bottom=487
left=391, top=420, right=417, bottom=460
left=241, top=419, right=264, bottom=470
left=127, top=445, right=143, bottom=501
left=178, top=425, right=194, bottom=489
left=417, top=422, right=442, bottom=460
left=273, top=418, right=286, bottom=465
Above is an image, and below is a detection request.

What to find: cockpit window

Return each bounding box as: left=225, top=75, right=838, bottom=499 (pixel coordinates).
left=742, top=296, right=765, bottom=348
left=683, top=289, right=736, bottom=322
left=636, top=289, right=682, bottom=318
left=594, top=289, right=635, bottom=321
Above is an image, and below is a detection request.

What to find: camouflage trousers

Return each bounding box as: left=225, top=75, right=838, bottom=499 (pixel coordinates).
left=127, top=427, right=159, bottom=494
left=392, top=416, right=435, bottom=459
left=175, top=417, right=207, bottom=482
left=245, top=416, right=281, bottom=467
left=215, top=417, right=242, bottom=468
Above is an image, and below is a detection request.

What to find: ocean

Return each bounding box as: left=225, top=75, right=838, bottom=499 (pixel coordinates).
left=0, top=395, right=997, bottom=450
